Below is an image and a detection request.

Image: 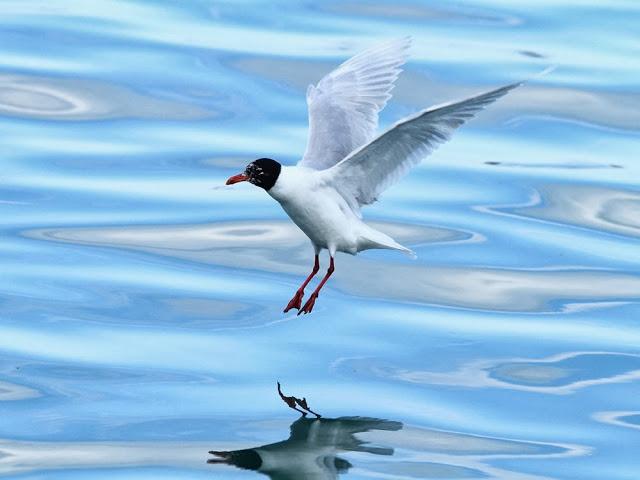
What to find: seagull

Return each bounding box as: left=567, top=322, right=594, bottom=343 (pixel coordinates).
left=209, top=416, right=402, bottom=479
left=226, top=37, right=524, bottom=314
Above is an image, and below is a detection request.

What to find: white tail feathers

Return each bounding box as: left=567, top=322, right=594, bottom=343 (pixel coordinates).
left=357, top=224, right=416, bottom=258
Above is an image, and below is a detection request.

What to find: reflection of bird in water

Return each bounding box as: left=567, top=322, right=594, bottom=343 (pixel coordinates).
left=224, top=37, right=528, bottom=314
left=208, top=416, right=402, bottom=480
left=277, top=381, right=321, bottom=418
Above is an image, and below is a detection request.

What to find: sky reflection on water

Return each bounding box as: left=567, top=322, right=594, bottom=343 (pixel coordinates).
left=1, top=0, right=639, bottom=479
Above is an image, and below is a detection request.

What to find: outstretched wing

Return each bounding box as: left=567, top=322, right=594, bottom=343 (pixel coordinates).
left=298, top=38, right=411, bottom=171
left=324, top=82, right=521, bottom=212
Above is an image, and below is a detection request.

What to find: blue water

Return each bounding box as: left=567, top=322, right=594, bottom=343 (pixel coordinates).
left=1, top=1, right=639, bottom=478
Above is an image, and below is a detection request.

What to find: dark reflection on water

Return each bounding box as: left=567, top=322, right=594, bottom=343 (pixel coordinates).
left=0, top=414, right=582, bottom=478
left=209, top=417, right=401, bottom=479
left=205, top=415, right=584, bottom=480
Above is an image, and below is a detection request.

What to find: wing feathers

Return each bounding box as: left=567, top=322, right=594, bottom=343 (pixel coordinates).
left=298, top=38, right=411, bottom=170
left=325, top=82, right=521, bottom=209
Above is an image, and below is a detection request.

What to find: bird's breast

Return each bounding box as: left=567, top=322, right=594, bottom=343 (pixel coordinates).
left=269, top=174, right=359, bottom=252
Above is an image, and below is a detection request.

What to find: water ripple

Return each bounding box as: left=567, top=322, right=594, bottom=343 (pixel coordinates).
left=2, top=0, right=639, bottom=478
left=508, top=184, right=640, bottom=239
left=593, top=411, right=640, bottom=432
left=344, top=351, right=640, bottom=394
left=0, top=74, right=210, bottom=120
left=25, top=221, right=640, bottom=312
left=0, top=380, right=40, bottom=401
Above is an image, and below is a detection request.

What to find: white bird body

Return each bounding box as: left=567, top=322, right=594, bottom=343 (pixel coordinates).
left=269, top=166, right=410, bottom=256
left=225, top=37, right=530, bottom=313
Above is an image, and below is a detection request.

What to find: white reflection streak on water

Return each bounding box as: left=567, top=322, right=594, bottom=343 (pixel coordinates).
left=0, top=381, right=40, bottom=401
left=355, top=351, right=640, bottom=394
left=25, top=221, right=640, bottom=312
left=592, top=411, right=640, bottom=432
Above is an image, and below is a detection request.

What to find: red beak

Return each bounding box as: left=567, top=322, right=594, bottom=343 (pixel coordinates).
left=226, top=173, right=248, bottom=185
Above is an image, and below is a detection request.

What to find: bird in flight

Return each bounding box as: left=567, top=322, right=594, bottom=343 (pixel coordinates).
left=226, top=37, right=522, bottom=314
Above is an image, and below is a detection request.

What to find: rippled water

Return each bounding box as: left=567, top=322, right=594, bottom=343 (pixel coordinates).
left=1, top=1, right=639, bottom=479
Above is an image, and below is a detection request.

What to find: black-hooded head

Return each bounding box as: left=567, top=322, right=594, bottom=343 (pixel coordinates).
left=226, top=158, right=281, bottom=191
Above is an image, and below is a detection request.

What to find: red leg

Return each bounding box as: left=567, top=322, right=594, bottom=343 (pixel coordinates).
left=299, top=256, right=334, bottom=315
left=284, top=255, right=320, bottom=312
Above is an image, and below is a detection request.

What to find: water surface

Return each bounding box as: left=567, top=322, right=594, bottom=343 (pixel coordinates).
left=1, top=1, right=639, bottom=479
